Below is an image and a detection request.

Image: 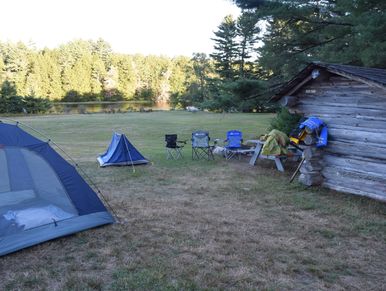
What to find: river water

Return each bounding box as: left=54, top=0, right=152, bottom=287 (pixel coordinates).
left=51, top=101, right=170, bottom=114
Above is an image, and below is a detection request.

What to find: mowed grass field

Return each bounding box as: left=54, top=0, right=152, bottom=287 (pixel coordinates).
left=1, top=111, right=385, bottom=290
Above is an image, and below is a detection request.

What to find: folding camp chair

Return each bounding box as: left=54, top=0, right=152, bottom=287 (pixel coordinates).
left=191, top=130, right=214, bottom=160
left=165, top=134, right=186, bottom=159
left=224, top=130, right=255, bottom=160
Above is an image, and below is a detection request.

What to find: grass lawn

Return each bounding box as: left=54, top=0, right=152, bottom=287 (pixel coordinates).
left=1, top=111, right=385, bottom=290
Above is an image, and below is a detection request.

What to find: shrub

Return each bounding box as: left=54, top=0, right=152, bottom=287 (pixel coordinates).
left=23, top=96, right=52, bottom=114
left=269, top=107, right=303, bottom=135
left=0, top=95, right=52, bottom=114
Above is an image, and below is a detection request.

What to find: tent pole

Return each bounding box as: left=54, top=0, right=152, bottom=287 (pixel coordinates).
left=123, top=135, right=136, bottom=173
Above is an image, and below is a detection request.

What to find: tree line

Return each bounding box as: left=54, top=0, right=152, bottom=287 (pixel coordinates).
left=1, top=0, right=385, bottom=113
left=0, top=39, right=201, bottom=112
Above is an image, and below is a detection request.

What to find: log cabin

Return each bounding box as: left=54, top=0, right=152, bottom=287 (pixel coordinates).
left=271, top=62, right=386, bottom=202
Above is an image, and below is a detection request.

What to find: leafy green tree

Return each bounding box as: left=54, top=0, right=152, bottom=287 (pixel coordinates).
left=25, top=52, right=47, bottom=97
left=90, top=55, right=106, bottom=98
left=169, top=53, right=216, bottom=108
left=1, top=42, right=30, bottom=96
left=112, top=55, right=136, bottom=100
left=192, top=53, right=213, bottom=102
left=168, top=56, right=194, bottom=107
left=0, top=57, right=4, bottom=85
left=103, top=65, right=120, bottom=100
left=44, top=50, right=64, bottom=100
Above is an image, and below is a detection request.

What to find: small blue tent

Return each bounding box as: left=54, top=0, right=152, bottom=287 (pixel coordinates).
left=97, top=132, right=149, bottom=167
left=0, top=122, right=114, bottom=256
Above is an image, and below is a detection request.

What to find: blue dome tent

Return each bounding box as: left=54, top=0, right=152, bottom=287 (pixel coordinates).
left=97, top=132, right=149, bottom=167
left=0, top=121, right=115, bottom=256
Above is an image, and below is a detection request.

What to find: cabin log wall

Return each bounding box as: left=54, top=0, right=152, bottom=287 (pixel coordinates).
left=289, top=73, right=386, bottom=201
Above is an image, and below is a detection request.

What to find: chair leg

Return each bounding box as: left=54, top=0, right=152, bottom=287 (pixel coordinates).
left=166, top=148, right=183, bottom=160
left=176, top=148, right=183, bottom=159
left=192, top=148, right=199, bottom=160
left=225, top=150, right=235, bottom=160
left=192, top=147, right=213, bottom=160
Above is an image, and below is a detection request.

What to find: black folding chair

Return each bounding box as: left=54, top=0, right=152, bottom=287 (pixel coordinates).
left=165, top=134, right=186, bottom=159
left=191, top=130, right=214, bottom=160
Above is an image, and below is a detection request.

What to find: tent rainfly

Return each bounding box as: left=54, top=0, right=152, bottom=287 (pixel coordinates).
left=0, top=121, right=114, bottom=256
left=97, top=132, right=149, bottom=167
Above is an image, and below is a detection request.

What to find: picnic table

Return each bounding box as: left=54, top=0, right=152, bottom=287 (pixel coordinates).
left=246, top=140, right=286, bottom=172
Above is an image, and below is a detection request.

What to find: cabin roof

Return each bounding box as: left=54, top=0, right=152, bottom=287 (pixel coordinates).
left=271, top=62, right=386, bottom=101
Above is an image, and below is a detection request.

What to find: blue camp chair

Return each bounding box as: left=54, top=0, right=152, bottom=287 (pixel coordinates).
left=224, top=130, right=254, bottom=160
left=191, top=130, right=214, bottom=160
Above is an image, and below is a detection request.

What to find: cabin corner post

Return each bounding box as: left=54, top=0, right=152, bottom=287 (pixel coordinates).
left=298, top=146, right=324, bottom=186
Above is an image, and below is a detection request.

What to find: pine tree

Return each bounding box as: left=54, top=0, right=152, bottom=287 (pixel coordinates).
left=232, top=0, right=386, bottom=81
left=236, top=12, right=260, bottom=78
left=210, top=15, right=238, bottom=80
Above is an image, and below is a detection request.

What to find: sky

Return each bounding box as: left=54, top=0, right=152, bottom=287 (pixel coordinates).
left=0, top=0, right=240, bottom=56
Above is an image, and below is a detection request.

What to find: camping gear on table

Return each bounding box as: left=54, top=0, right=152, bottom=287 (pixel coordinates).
left=0, top=121, right=114, bottom=256
left=98, top=132, right=148, bottom=167
left=191, top=130, right=214, bottom=160
left=260, top=129, right=290, bottom=156
left=251, top=130, right=301, bottom=172
left=165, top=134, right=186, bottom=160
left=222, top=130, right=255, bottom=160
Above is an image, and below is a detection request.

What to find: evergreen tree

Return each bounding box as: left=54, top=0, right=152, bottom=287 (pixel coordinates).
left=210, top=15, right=238, bottom=80
left=236, top=12, right=260, bottom=78
left=232, top=0, right=386, bottom=82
